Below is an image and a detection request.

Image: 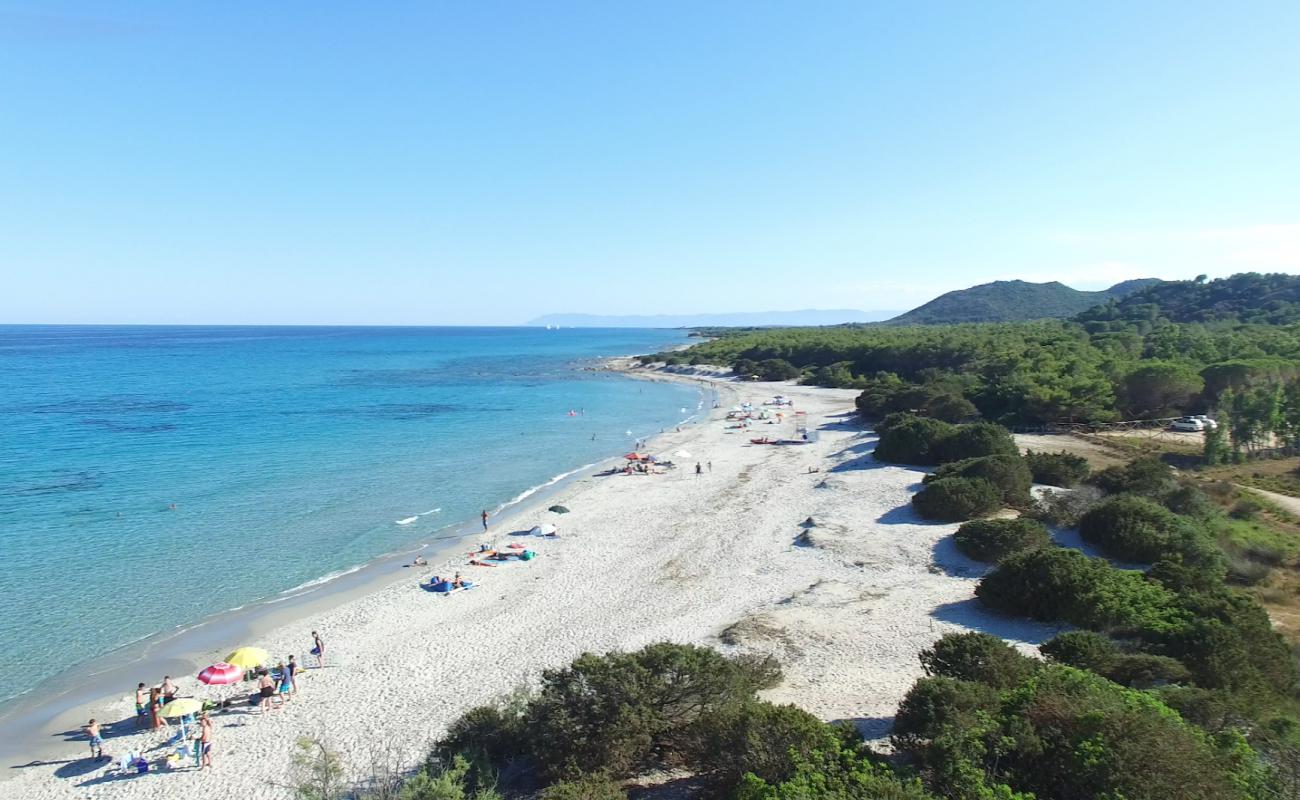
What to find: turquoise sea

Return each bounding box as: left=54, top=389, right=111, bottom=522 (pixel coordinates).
left=0, top=326, right=699, bottom=703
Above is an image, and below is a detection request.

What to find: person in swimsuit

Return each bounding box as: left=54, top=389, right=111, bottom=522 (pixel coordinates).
left=198, top=712, right=213, bottom=768
left=311, top=631, right=325, bottom=667
left=161, top=675, right=177, bottom=703
left=287, top=655, right=299, bottom=695
left=275, top=661, right=292, bottom=704
left=257, top=670, right=275, bottom=714
left=84, top=719, right=104, bottom=759
left=412, top=555, right=427, bottom=566
left=135, top=683, right=148, bottom=728
left=481, top=509, right=489, bottom=531
left=452, top=571, right=465, bottom=589
left=149, top=687, right=169, bottom=730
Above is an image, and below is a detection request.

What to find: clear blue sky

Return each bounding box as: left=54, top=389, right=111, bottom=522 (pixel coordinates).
left=2, top=1, right=1299, bottom=324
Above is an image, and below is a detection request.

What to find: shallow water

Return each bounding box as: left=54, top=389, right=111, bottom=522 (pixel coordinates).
left=0, top=325, right=699, bottom=702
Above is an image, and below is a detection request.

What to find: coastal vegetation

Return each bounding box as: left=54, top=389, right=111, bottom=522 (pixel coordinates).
left=643, top=273, right=1300, bottom=427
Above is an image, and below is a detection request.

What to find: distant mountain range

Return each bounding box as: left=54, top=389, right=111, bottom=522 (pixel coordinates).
left=882, top=278, right=1163, bottom=326
left=525, top=310, right=901, bottom=328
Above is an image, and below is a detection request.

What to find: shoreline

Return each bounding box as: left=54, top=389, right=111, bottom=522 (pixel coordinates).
left=0, top=365, right=723, bottom=768
left=3, top=370, right=1063, bottom=800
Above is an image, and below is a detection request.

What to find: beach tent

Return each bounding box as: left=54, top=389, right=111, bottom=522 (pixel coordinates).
left=529, top=523, right=558, bottom=537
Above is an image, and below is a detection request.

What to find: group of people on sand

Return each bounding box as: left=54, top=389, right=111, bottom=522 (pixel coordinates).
left=85, top=631, right=327, bottom=772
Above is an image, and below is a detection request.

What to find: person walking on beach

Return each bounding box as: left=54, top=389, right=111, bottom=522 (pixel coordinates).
left=695, top=462, right=703, bottom=478
left=311, top=631, right=326, bottom=667
left=275, top=661, right=292, bottom=704
left=198, top=712, right=213, bottom=769
left=707, top=461, right=713, bottom=473
left=481, top=509, right=489, bottom=532
left=84, top=719, right=104, bottom=760
left=287, top=654, right=299, bottom=694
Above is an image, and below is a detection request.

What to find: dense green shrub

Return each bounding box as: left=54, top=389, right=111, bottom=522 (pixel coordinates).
left=932, top=421, right=1018, bottom=463
left=439, top=643, right=780, bottom=783
left=912, top=477, right=1002, bottom=521
left=735, top=739, right=936, bottom=800
left=918, top=632, right=1038, bottom=688
left=437, top=701, right=527, bottom=766
left=684, top=701, right=841, bottom=789
left=873, top=415, right=955, bottom=465
left=1040, top=631, right=1119, bottom=672
left=925, top=454, right=1032, bottom=505
left=1104, top=652, right=1191, bottom=688
left=975, top=546, right=1183, bottom=631
left=537, top=775, right=627, bottom=800
left=1078, top=494, right=1182, bottom=562
left=756, top=358, right=800, bottom=381
left=1163, top=485, right=1217, bottom=518
left=397, top=754, right=503, bottom=800
left=953, top=517, right=1050, bottom=562
left=1023, top=450, right=1090, bottom=487
left=891, top=676, right=1000, bottom=753
left=1090, top=456, right=1178, bottom=497
left=924, top=393, right=977, bottom=422
left=989, top=667, right=1262, bottom=800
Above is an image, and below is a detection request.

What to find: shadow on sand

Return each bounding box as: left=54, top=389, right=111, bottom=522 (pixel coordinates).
left=930, top=536, right=990, bottom=579
left=833, top=715, right=896, bottom=741
left=930, top=598, right=1063, bottom=645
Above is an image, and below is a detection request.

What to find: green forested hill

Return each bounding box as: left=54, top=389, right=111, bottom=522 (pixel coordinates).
left=1078, top=272, right=1300, bottom=325
left=885, top=278, right=1160, bottom=325
left=653, top=273, right=1300, bottom=425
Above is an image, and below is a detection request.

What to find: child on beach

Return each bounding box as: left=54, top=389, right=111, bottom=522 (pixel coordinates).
left=161, top=675, right=177, bottom=703
left=134, top=683, right=148, bottom=728
left=84, top=719, right=103, bottom=760
left=198, top=712, right=213, bottom=768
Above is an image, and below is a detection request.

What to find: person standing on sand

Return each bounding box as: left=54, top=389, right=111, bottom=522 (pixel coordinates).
left=481, top=510, right=489, bottom=532
left=257, top=670, right=275, bottom=714
left=198, top=712, right=213, bottom=768
left=707, top=461, right=712, bottom=473
left=84, top=719, right=104, bottom=760
left=311, top=631, right=326, bottom=667
left=161, top=675, right=177, bottom=703
left=149, top=687, right=168, bottom=730
left=287, top=654, right=299, bottom=694
left=135, top=682, right=148, bottom=727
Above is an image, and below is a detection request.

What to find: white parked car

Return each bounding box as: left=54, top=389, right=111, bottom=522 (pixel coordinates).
left=1192, top=414, right=1219, bottom=430
left=1170, top=417, right=1209, bottom=432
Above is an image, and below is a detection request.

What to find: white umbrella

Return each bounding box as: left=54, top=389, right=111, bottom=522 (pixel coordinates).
left=673, top=450, right=692, bottom=459
left=529, top=523, right=558, bottom=536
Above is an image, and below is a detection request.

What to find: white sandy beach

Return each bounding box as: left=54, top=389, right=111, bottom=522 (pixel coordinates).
left=2, top=373, right=1062, bottom=800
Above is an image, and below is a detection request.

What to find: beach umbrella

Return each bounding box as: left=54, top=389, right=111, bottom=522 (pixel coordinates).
left=548, top=505, right=570, bottom=514
left=161, top=697, right=202, bottom=739
left=225, top=646, right=268, bottom=670
left=624, top=452, right=644, bottom=460
left=673, top=450, right=692, bottom=459
left=529, top=523, right=558, bottom=536
left=197, top=662, right=243, bottom=686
